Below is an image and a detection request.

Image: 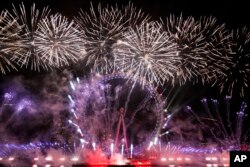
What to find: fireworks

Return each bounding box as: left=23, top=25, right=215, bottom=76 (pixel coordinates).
left=163, top=14, right=206, bottom=84
left=0, top=10, right=21, bottom=74
left=184, top=97, right=248, bottom=150
left=113, top=22, right=180, bottom=86
left=0, top=3, right=250, bottom=166
left=212, top=27, right=250, bottom=97
left=9, top=3, right=51, bottom=71
left=197, top=16, right=233, bottom=83
left=119, top=2, right=150, bottom=28
left=0, top=3, right=249, bottom=96
left=75, top=4, right=126, bottom=73
left=75, top=3, right=150, bottom=74
left=35, top=14, right=84, bottom=67
left=68, top=74, right=163, bottom=154
left=163, top=15, right=232, bottom=84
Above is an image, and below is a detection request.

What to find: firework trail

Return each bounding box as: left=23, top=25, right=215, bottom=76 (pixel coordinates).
left=212, top=27, right=250, bottom=97
left=0, top=10, right=21, bottom=74
left=185, top=97, right=248, bottom=150
left=160, top=109, right=204, bottom=147
left=35, top=14, right=84, bottom=68
left=75, top=3, right=150, bottom=74
left=10, top=3, right=51, bottom=71
left=68, top=74, right=163, bottom=154
left=163, top=15, right=231, bottom=85
left=113, top=22, right=180, bottom=86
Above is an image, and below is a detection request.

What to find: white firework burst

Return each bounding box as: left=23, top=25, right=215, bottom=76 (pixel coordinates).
left=164, top=15, right=231, bottom=84
left=198, top=16, right=232, bottom=82
left=164, top=14, right=206, bottom=84
left=35, top=14, right=84, bottom=68
left=0, top=10, right=22, bottom=74
left=10, top=3, right=51, bottom=71
left=212, top=27, right=250, bottom=97
left=113, top=22, right=180, bottom=86
left=75, top=3, right=150, bottom=74
left=75, top=3, right=124, bottom=73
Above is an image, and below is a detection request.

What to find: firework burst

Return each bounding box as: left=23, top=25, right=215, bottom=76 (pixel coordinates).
left=35, top=14, right=84, bottom=68
left=113, top=22, right=180, bottom=86
left=75, top=4, right=124, bottom=73
left=10, top=3, right=51, bottom=71
left=163, top=14, right=204, bottom=84
left=0, top=3, right=249, bottom=98
left=0, top=10, right=21, bottom=74
left=212, top=27, right=250, bottom=97
left=163, top=15, right=231, bottom=84
left=75, top=3, right=150, bottom=74
left=198, top=16, right=232, bottom=82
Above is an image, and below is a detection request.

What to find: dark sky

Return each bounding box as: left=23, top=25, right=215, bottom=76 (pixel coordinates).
left=0, top=0, right=249, bottom=28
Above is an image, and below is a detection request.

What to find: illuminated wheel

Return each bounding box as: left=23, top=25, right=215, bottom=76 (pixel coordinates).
left=68, top=73, right=163, bottom=154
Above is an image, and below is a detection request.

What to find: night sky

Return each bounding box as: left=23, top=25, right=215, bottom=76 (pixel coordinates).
left=0, top=0, right=249, bottom=28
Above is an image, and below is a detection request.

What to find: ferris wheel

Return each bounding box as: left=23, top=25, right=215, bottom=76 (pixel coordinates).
left=68, top=73, right=164, bottom=155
